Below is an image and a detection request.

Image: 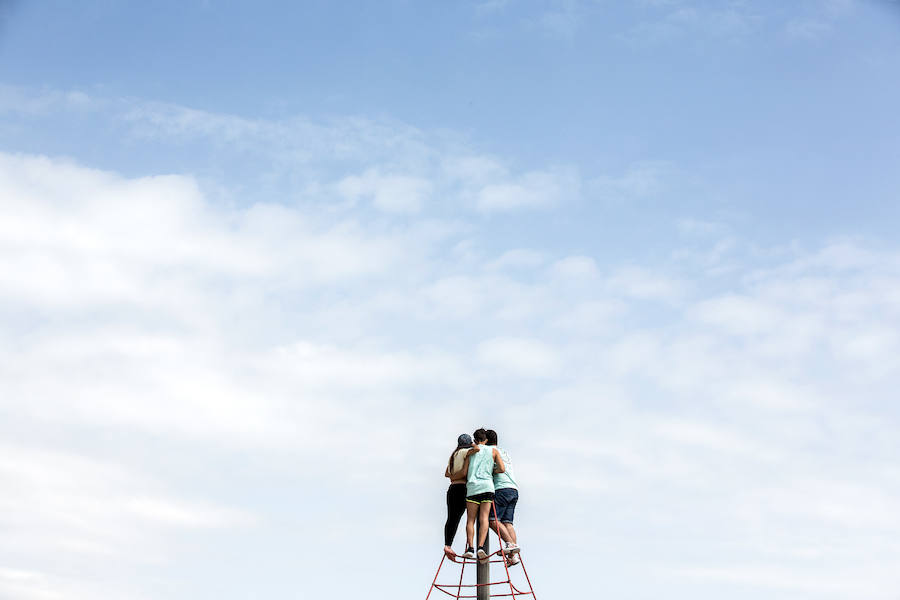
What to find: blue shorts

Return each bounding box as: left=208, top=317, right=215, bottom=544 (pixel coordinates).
left=489, top=488, right=518, bottom=524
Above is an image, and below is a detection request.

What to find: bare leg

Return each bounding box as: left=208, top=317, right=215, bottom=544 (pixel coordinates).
left=490, top=520, right=510, bottom=543
left=477, top=503, right=492, bottom=547
left=489, top=519, right=500, bottom=540
left=465, top=502, right=478, bottom=549
left=504, top=522, right=518, bottom=545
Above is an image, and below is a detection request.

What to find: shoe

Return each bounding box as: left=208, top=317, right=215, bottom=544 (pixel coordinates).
left=477, top=546, right=488, bottom=561
left=504, top=543, right=520, bottom=555
left=507, top=554, right=520, bottom=566
left=463, top=547, right=475, bottom=558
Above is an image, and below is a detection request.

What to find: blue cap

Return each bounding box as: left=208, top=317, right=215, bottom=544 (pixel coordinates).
left=456, top=433, right=473, bottom=448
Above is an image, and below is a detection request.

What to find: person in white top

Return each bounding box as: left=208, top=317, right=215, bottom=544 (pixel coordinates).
left=486, top=429, right=521, bottom=564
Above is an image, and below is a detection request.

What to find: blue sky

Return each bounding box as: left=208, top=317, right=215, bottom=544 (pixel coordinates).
left=1, top=1, right=900, bottom=599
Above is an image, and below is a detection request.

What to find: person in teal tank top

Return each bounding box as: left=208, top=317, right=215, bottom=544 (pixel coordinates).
left=486, top=429, right=521, bottom=562
left=462, top=428, right=506, bottom=561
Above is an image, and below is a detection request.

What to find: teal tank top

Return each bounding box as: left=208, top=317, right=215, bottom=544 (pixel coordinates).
left=466, top=445, right=496, bottom=496
left=492, top=447, right=517, bottom=491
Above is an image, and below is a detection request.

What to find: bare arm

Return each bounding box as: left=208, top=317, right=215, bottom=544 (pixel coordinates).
left=492, top=448, right=506, bottom=474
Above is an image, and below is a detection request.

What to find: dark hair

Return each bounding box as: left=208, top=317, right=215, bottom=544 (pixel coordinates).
left=486, top=429, right=498, bottom=446
left=473, top=428, right=488, bottom=443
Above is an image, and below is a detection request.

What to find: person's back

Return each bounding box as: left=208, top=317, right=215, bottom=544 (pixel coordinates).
left=462, top=428, right=505, bottom=560
left=443, top=434, right=476, bottom=558
left=492, top=446, right=517, bottom=491
left=466, top=445, right=496, bottom=497
left=486, top=429, right=521, bottom=561
left=449, top=448, right=470, bottom=484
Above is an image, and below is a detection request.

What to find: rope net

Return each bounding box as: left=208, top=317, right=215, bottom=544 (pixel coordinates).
left=425, top=503, right=538, bottom=600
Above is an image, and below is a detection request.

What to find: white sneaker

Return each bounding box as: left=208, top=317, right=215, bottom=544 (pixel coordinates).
left=504, top=543, right=520, bottom=555
left=463, top=547, right=475, bottom=558
left=477, top=547, right=488, bottom=560
left=507, top=554, right=520, bottom=566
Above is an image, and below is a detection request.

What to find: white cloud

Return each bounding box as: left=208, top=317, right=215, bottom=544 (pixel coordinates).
left=125, top=497, right=255, bottom=528
left=474, top=0, right=511, bottom=16
left=652, top=419, right=775, bottom=458
left=477, top=167, right=578, bottom=212
left=441, top=154, right=507, bottom=184
left=668, top=563, right=887, bottom=596
left=3, top=88, right=900, bottom=600
left=421, top=275, right=487, bottom=318
left=337, top=168, right=432, bottom=213
left=607, top=265, right=685, bottom=301
left=784, top=0, right=856, bottom=41
left=692, top=294, right=783, bottom=336
left=0, top=152, right=417, bottom=314
left=1, top=86, right=591, bottom=219
left=486, top=248, right=546, bottom=271
left=619, top=2, right=762, bottom=46
left=550, top=255, right=599, bottom=279
left=551, top=299, right=626, bottom=333
left=4, top=146, right=900, bottom=600
left=590, top=160, right=675, bottom=200
left=603, top=331, right=662, bottom=375
left=0, top=444, right=254, bottom=571
left=476, top=336, right=561, bottom=376
left=258, top=341, right=471, bottom=392
left=0, top=84, right=99, bottom=116
left=534, top=2, right=583, bottom=39
left=676, top=217, right=727, bottom=236
left=0, top=567, right=71, bottom=600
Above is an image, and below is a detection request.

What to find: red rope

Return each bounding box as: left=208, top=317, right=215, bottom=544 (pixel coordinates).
left=456, top=549, right=466, bottom=600
left=426, top=554, right=445, bottom=600
left=426, top=491, right=537, bottom=600
left=517, top=553, right=538, bottom=600
left=491, top=500, right=517, bottom=600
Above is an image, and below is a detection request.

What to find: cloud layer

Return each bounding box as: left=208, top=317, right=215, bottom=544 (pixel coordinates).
left=1, top=85, right=899, bottom=600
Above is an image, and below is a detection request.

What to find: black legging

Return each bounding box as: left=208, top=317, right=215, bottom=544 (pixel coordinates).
left=444, top=483, right=467, bottom=546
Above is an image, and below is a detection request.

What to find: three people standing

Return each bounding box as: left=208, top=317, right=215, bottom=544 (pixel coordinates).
left=442, top=427, right=521, bottom=563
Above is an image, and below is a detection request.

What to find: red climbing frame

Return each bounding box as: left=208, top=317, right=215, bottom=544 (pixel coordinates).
left=425, top=503, right=538, bottom=600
